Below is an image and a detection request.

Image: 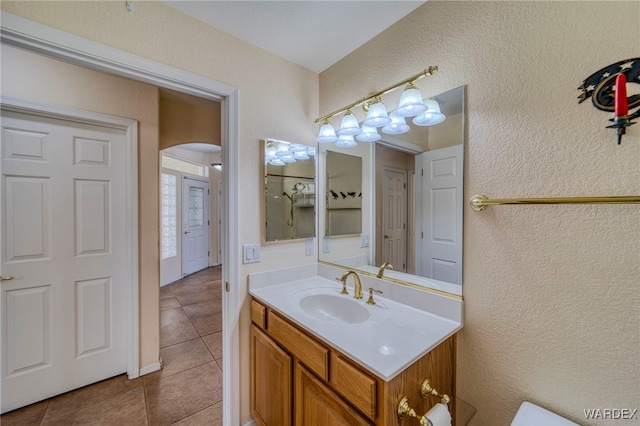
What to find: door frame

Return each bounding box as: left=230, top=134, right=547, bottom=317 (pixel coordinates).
left=1, top=13, right=241, bottom=425
left=0, top=97, right=139, bottom=385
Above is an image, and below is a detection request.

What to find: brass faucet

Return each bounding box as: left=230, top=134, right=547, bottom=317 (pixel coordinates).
left=377, top=262, right=394, bottom=278
left=340, top=270, right=363, bottom=299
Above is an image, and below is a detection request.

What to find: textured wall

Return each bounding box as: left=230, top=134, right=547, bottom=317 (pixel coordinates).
left=320, top=2, right=639, bottom=425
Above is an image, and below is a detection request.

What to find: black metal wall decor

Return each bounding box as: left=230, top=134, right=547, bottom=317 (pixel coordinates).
left=578, top=58, right=639, bottom=144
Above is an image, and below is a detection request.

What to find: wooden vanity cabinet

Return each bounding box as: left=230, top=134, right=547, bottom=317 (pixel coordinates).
left=250, top=298, right=456, bottom=426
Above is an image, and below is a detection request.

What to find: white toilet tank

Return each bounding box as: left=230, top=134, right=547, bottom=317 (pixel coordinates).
left=511, top=402, right=579, bottom=425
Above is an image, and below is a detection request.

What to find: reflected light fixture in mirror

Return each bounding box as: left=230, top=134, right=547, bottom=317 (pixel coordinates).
left=211, top=162, right=222, bottom=171
left=315, top=67, right=441, bottom=148
left=265, top=139, right=316, bottom=167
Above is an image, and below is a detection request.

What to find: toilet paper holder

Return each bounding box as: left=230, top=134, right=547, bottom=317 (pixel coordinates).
left=397, top=378, right=451, bottom=426
left=420, top=379, right=451, bottom=404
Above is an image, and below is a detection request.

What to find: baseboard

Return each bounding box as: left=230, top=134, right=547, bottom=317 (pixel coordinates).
left=139, top=361, right=162, bottom=376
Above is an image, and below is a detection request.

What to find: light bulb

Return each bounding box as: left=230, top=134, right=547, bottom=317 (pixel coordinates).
left=335, top=135, right=357, bottom=148
left=337, top=110, right=361, bottom=136
left=381, top=112, right=410, bottom=135
left=356, top=125, right=381, bottom=142
left=363, top=99, right=392, bottom=127
left=395, top=82, right=427, bottom=117
left=316, top=122, right=338, bottom=143
left=412, top=99, right=446, bottom=126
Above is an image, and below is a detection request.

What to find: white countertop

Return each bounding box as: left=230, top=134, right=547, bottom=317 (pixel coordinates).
left=249, top=264, right=463, bottom=381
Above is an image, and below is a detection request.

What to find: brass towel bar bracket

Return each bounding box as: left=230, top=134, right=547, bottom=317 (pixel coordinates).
left=470, top=194, right=640, bottom=211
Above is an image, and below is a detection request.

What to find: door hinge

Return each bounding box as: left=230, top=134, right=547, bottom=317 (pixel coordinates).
left=403, top=223, right=406, bottom=230
left=208, top=189, right=210, bottom=195
left=421, top=231, right=424, bottom=239
left=403, top=263, right=406, bottom=269
left=225, top=281, right=230, bottom=292
left=208, top=251, right=210, bottom=256
left=404, top=183, right=406, bottom=189
left=208, top=220, right=210, bottom=226
left=421, top=169, right=424, bottom=176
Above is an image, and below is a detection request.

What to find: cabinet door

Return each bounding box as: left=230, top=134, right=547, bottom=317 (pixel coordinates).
left=251, top=325, right=292, bottom=426
left=295, top=363, right=373, bottom=426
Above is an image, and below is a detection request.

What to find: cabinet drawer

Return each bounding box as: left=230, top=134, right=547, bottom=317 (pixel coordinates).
left=268, top=311, right=329, bottom=380
left=251, top=299, right=267, bottom=330
left=330, top=353, right=376, bottom=420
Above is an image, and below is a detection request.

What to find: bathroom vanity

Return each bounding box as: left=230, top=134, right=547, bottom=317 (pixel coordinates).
left=249, top=264, right=463, bottom=426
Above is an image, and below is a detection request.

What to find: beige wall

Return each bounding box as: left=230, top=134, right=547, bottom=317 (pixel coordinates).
left=159, top=93, right=221, bottom=150
left=1, top=2, right=318, bottom=422
left=321, top=2, right=639, bottom=425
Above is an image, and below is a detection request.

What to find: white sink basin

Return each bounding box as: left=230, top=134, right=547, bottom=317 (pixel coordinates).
left=299, top=293, right=370, bottom=324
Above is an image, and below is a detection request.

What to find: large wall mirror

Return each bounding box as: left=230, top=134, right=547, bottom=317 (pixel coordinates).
left=263, top=138, right=316, bottom=241
left=318, top=86, right=465, bottom=296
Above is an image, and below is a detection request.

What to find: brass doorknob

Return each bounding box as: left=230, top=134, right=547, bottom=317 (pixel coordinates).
left=384, top=234, right=391, bottom=239
left=0, top=276, right=15, bottom=281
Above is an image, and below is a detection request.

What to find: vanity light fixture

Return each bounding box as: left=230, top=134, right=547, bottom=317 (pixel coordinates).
left=335, top=134, right=357, bottom=148
left=211, top=162, right=222, bottom=171
left=382, top=112, right=410, bottom=135
left=356, top=125, right=381, bottom=142
left=314, top=66, right=440, bottom=147
left=412, top=99, right=446, bottom=126
left=363, top=97, right=392, bottom=127
left=337, top=109, right=362, bottom=136
left=395, top=81, right=428, bottom=117
left=265, top=139, right=315, bottom=167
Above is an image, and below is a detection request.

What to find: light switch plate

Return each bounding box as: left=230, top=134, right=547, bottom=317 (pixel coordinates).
left=323, top=236, right=330, bottom=253
left=360, top=233, right=369, bottom=248
left=242, top=244, right=261, bottom=264
left=305, top=238, right=314, bottom=256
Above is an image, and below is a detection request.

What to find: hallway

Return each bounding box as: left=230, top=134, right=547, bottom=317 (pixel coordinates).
left=1, top=266, right=224, bottom=425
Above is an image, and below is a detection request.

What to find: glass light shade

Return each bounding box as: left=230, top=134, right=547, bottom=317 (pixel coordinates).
left=265, top=145, right=277, bottom=156
left=276, top=142, right=289, bottom=153
left=381, top=112, right=410, bottom=135
left=289, top=144, right=307, bottom=152
left=356, top=125, right=381, bottom=142
left=212, top=163, right=222, bottom=171
left=316, top=123, right=338, bottom=143
left=293, top=151, right=310, bottom=160
left=412, top=99, right=446, bottom=126
left=336, top=112, right=361, bottom=136
left=269, top=158, right=286, bottom=166
left=335, top=135, right=357, bottom=148
left=281, top=155, right=296, bottom=163
left=307, top=147, right=316, bottom=156
left=363, top=101, right=392, bottom=127
left=395, top=85, right=427, bottom=117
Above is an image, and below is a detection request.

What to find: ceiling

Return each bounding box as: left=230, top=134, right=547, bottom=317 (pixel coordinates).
left=160, top=1, right=427, bottom=73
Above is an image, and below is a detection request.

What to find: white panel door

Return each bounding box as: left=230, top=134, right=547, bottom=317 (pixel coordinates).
left=1, top=111, right=129, bottom=413
left=382, top=168, right=407, bottom=271
left=182, top=176, right=209, bottom=276
left=419, top=144, right=463, bottom=284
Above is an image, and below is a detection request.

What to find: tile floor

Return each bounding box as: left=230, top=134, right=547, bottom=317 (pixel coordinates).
left=1, top=266, right=224, bottom=425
